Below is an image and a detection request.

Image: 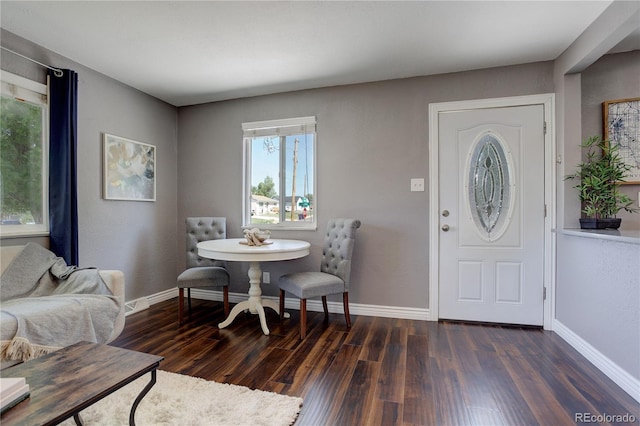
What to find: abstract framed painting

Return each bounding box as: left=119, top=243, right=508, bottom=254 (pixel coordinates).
left=103, top=133, right=156, bottom=201
left=603, top=97, right=640, bottom=184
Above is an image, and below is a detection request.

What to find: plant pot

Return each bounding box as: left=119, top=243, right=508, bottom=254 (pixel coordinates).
left=579, top=218, right=621, bottom=230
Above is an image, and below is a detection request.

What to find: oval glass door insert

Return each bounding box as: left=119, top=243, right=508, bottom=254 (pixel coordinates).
left=467, top=132, right=513, bottom=241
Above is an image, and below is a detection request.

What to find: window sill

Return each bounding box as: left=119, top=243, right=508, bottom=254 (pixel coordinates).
left=0, top=228, right=49, bottom=239
left=242, top=224, right=317, bottom=232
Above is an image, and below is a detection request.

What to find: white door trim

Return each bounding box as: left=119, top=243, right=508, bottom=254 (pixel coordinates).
left=428, top=94, right=556, bottom=330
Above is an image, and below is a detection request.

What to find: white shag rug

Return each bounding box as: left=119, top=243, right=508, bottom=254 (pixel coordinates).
left=59, top=370, right=303, bottom=426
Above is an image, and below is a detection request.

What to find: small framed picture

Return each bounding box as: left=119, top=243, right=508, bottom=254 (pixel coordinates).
left=603, top=98, right=640, bottom=184
left=103, top=133, right=156, bottom=201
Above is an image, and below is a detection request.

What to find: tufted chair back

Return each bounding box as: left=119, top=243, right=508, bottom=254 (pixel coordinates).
left=185, top=217, right=226, bottom=269
left=320, top=218, right=361, bottom=290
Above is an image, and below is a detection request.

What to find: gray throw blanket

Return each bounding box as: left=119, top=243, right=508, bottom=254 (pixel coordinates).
left=0, top=243, right=121, bottom=362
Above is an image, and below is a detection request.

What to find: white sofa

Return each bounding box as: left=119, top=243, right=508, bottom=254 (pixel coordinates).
left=0, top=244, right=125, bottom=369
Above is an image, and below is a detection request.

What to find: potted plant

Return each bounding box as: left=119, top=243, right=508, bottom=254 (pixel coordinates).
left=565, top=135, right=638, bottom=229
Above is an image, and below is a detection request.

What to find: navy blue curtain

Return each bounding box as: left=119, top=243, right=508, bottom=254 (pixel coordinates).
left=48, top=69, right=78, bottom=265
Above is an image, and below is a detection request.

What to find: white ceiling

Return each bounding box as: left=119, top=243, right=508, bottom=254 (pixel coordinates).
left=0, top=1, right=623, bottom=107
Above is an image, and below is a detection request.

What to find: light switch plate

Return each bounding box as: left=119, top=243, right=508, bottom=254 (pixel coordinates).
left=411, top=178, right=425, bottom=192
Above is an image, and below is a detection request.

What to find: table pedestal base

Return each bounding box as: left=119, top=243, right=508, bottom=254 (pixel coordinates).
left=218, top=261, right=289, bottom=335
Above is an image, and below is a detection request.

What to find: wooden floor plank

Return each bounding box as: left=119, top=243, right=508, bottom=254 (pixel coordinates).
left=359, top=317, right=392, bottom=362
left=444, top=331, right=507, bottom=425
left=430, top=355, right=473, bottom=425
left=473, top=348, right=539, bottom=425
left=109, top=299, right=639, bottom=425
left=403, top=334, right=437, bottom=425
left=499, top=349, right=576, bottom=425
left=270, top=329, right=347, bottom=396
left=367, top=400, right=402, bottom=426
left=234, top=347, right=293, bottom=389
left=375, top=326, right=408, bottom=404
left=295, top=343, right=362, bottom=425
left=336, top=359, right=381, bottom=425
left=343, top=314, right=375, bottom=346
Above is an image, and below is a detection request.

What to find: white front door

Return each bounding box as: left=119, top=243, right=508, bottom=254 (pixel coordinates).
left=437, top=104, right=545, bottom=325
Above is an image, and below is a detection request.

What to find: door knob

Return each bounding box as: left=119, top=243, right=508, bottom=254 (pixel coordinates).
left=442, top=224, right=450, bottom=232
left=442, top=210, right=450, bottom=217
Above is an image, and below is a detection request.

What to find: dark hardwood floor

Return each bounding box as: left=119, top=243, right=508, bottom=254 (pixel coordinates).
left=111, top=298, right=640, bottom=425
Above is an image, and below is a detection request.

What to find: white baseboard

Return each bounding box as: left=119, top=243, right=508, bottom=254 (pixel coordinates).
left=125, top=288, right=176, bottom=316
left=127, top=288, right=429, bottom=321
left=130, top=289, right=430, bottom=322
left=124, top=297, right=150, bottom=316
left=553, top=319, right=640, bottom=403
left=147, top=288, right=178, bottom=305
left=187, top=288, right=430, bottom=321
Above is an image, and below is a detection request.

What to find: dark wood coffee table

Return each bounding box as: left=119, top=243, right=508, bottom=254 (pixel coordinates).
left=0, top=341, right=163, bottom=426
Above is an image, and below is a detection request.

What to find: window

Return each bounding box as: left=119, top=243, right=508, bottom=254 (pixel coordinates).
left=243, top=116, right=316, bottom=230
left=0, top=71, right=49, bottom=237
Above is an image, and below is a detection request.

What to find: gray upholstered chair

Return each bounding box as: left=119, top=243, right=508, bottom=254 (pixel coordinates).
left=177, top=217, right=230, bottom=325
left=278, top=218, right=361, bottom=339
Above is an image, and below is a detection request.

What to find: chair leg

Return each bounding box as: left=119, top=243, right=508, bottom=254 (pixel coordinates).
left=279, top=289, right=286, bottom=322
left=187, top=288, right=192, bottom=311
left=343, top=292, right=352, bottom=329
left=322, top=296, right=329, bottom=322
left=179, top=288, right=185, bottom=325
left=300, top=299, right=307, bottom=339
left=223, top=286, right=230, bottom=317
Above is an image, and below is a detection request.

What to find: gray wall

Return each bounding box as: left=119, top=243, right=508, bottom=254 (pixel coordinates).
left=1, top=30, right=179, bottom=301
left=556, top=232, right=640, bottom=380
left=582, top=50, right=640, bottom=229
left=177, top=62, right=554, bottom=308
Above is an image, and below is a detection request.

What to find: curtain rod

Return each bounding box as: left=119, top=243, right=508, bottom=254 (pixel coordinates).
left=1, top=46, right=64, bottom=77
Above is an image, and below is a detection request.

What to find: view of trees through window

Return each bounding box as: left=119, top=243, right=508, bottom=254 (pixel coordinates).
left=0, top=94, right=45, bottom=227
left=250, top=133, right=314, bottom=225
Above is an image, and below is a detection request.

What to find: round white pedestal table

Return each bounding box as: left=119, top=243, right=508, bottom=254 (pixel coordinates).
left=197, top=238, right=310, bottom=335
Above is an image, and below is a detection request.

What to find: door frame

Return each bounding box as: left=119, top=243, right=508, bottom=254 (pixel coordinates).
left=428, top=94, right=556, bottom=330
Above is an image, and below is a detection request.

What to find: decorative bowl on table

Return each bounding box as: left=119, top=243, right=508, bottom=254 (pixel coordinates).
left=243, top=228, right=271, bottom=245
left=254, top=230, right=271, bottom=242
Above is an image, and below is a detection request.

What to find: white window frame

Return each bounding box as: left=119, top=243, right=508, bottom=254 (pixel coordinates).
left=242, top=116, right=317, bottom=230
left=0, top=71, right=49, bottom=238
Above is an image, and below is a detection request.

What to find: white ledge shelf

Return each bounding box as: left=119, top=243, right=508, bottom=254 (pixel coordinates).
left=554, top=228, right=640, bottom=245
